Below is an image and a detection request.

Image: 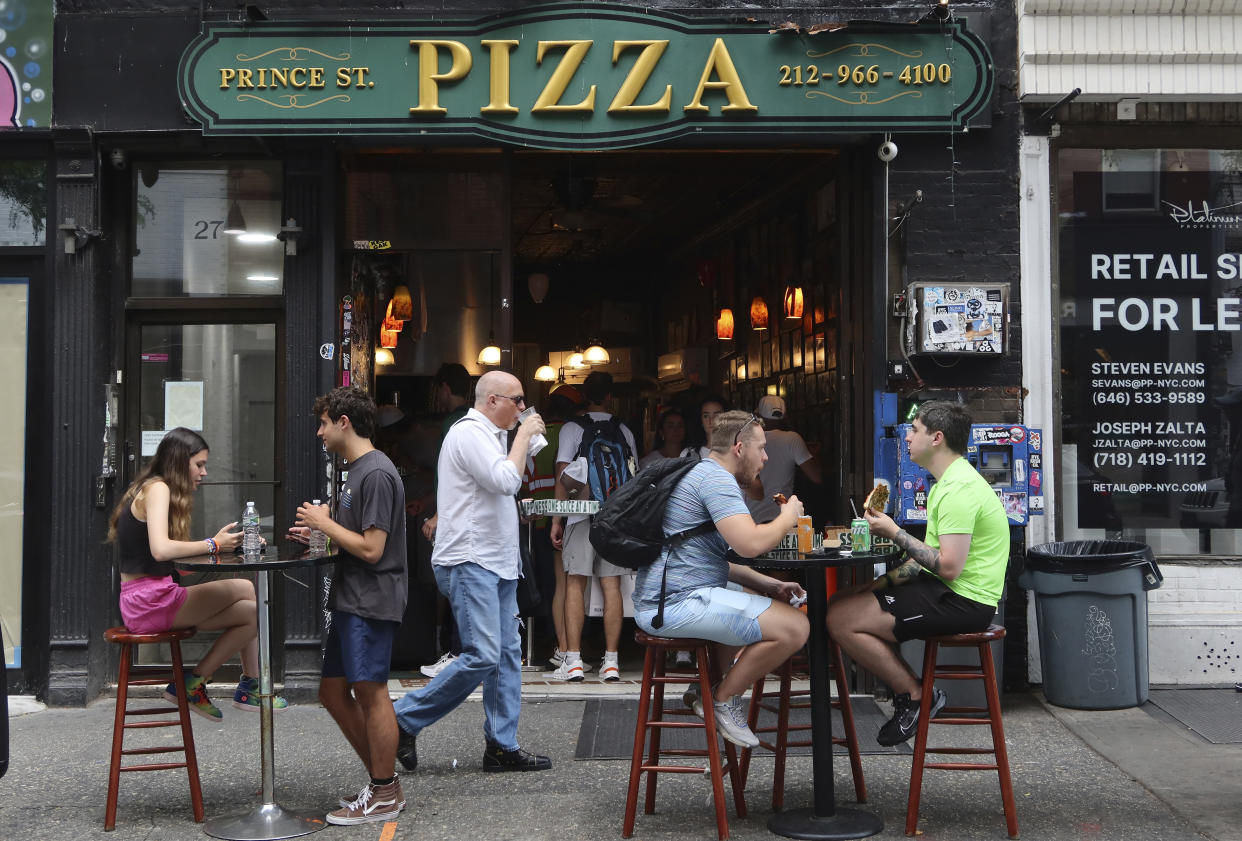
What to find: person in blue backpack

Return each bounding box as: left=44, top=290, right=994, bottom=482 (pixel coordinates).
left=549, top=371, right=638, bottom=682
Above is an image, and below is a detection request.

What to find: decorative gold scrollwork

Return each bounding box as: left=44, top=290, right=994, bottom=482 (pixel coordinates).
left=805, top=90, right=923, bottom=106
left=806, top=43, right=924, bottom=60
left=235, top=47, right=352, bottom=62
left=236, top=93, right=352, bottom=109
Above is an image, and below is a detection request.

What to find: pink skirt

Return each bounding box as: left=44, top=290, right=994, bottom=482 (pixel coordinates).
left=119, top=576, right=188, bottom=635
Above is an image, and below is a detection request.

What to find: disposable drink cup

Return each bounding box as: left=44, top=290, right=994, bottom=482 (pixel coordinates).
left=518, top=406, right=547, bottom=457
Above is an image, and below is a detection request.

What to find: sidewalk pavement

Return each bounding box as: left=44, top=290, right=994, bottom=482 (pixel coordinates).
left=3, top=683, right=1237, bottom=841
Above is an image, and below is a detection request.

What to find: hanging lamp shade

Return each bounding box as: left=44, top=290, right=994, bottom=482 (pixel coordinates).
left=374, top=348, right=395, bottom=366
left=583, top=344, right=610, bottom=365
left=716, top=308, right=734, bottom=340
left=534, top=364, right=557, bottom=382
left=528, top=272, right=550, bottom=304
left=750, top=297, right=769, bottom=330
left=567, top=351, right=587, bottom=369
left=783, top=286, right=804, bottom=319
left=382, top=300, right=404, bottom=333
left=478, top=344, right=502, bottom=366
left=379, top=328, right=399, bottom=349
left=390, top=285, right=414, bottom=320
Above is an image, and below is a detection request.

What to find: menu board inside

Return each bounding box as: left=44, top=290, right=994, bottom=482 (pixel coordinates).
left=1058, top=149, right=1242, bottom=556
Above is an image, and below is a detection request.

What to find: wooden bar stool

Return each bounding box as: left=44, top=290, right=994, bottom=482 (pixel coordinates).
left=104, top=626, right=204, bottom=831
left=739, top=642, right=866, bottom=810
left=623, top=631, right=747, bottom=841
left=906, top=624, right=1018, bottom=839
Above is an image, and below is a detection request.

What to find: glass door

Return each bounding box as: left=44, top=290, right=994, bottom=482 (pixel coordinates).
left=124, top=318, right=281, bottom=665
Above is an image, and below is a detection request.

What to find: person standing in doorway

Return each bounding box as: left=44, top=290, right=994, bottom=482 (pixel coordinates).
left=639, top=408, right=696, bottom=469
left=744, top=395, right=822, bottom=523
left=549, top=371, right=638, bottom=682
left=394, top=371, right=553, bottom=773
left=291, top=387, right=409, bottom=825
left=697, top=394, right=729, bottom=459
left=419, top=362, right=471, bottom=678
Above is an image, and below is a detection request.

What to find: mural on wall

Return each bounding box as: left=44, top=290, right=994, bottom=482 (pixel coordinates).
left=0, top=0, right=52, bottom=128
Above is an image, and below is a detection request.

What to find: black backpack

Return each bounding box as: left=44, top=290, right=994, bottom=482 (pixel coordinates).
left=589, top=455, right=714, bottom=628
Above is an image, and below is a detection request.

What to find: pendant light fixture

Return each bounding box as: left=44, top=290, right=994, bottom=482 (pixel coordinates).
left=222, top=169, right=247, bottom=235
left=750, top=296, right=769, bottom=331
left=716, top=308, right=734, bottom=340
left=390, top=284, right=414, bottom=320
left=583, top=343, right=610, bottom=365
left=375, top=348, right=395, bottom=366
left=567, top=349, right=587, bottom=369
left=477, top=254, right=502, bottom=366
left=534, top=364, right=557, bottom=382
left=783, top=286, right=804, bottom=319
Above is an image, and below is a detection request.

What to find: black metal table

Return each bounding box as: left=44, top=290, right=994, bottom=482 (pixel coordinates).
left=749, top=547, right=900, bottom=840
left=174, top=546, right=339, bottom=841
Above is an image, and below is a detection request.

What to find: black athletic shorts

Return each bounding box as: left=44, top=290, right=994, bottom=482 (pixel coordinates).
left=873, top=573, right=996, bottom=642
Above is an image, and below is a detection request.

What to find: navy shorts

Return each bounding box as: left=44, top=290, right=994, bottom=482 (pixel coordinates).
left=321, top=610, right=398, bottom=684
left=874, top=574, right=995, bottom=642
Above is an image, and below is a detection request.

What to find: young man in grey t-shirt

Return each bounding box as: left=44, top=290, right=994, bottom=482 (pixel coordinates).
left=292, top=387, right=408, bottom=825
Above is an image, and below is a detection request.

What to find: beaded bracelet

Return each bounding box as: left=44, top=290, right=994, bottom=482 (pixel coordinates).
left=204, top=537, right=219, bottom=554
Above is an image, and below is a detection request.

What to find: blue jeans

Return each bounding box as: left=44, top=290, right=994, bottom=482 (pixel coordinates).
left=394, top=562, right=523, bottom=750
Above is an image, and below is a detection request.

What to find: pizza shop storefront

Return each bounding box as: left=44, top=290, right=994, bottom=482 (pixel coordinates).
left=36, top=1, right=1015, bottom=704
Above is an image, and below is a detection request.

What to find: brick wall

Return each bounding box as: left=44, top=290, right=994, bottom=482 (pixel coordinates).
left=1148, top=563, right=1242, bottom=686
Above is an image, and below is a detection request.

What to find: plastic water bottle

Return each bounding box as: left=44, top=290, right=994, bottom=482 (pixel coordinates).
left=242, top=501, right=262, bottom=559
left=309, top=500, right=328, bottom=554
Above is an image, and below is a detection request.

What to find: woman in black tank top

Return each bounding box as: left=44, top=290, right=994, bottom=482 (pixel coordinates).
left=107, top=427, right=286, bottom=720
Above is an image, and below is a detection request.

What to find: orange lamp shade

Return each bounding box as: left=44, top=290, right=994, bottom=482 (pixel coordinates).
left=379, top=328, right=399, bottom=348
left=382, top=315, right=404, bottom=333
left=389, top=285, right=414, bottom=321
left=716, top=308, right=734, bottom=340
left=750, top=296, right=769, bottom=330
left=783, top=286, right=804, bottom=319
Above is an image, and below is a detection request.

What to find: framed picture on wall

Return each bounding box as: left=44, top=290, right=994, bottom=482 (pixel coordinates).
left=735, top=354, right=747, bottom=383
left=790, top=328, right=803, bottom=370
left=805, top=372, right=820, bottom=405
left=769, top=334, right=780, bottom=374
left=804, top=333, right=815, bottom=374
left=814, top=333, right=826, bottom=371
left=779, top=331, right=791, bottom=371
left=818, top=371, right=834, bottom=404
left=825, top=327, right=838, bottom=371
left=748, top=339, right=761, bottom=381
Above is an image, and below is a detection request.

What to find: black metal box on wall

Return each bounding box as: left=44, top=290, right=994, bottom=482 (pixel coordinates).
left=903, top=281, right=1010, bottom=357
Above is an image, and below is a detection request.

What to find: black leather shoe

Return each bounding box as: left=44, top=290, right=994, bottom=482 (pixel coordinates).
left=482, top=741, right=551, bottom=772
left=396, top=726, right=418, bottom=771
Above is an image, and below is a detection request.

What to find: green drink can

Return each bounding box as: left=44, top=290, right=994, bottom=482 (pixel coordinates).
left=850, top=518, right=871, bottom=553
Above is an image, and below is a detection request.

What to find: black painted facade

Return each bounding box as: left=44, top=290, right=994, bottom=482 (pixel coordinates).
left=5, top=0, right=1022, bottom=703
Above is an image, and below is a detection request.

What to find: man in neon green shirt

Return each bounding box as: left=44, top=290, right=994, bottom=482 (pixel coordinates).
left=828, top=402, right=1008, bottom=746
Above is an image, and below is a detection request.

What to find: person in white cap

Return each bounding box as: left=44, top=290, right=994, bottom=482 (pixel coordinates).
left=744, top=395, right=822, bottom=523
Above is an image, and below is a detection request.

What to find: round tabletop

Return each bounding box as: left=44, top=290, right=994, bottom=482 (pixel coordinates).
left=749, top=547, right=902, bottom=570
left=172, top=545, right=340, bottom=572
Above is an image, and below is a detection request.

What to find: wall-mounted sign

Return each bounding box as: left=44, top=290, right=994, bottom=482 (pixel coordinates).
left=178, top=3, right=992, bottom=149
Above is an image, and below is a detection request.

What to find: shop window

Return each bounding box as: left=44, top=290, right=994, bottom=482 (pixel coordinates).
left=0, top=160, right=46, bottom=247
left=132, top=161, right=283, bottom=296
left=1057, top=148, right=1242, bottom=558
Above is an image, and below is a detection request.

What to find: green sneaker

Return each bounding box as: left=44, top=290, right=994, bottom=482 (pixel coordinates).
left=164, top=673, right=223, bottom=721
left=232, top=676, right=289, bottom=712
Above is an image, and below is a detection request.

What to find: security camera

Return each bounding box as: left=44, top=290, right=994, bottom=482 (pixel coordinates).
left=109, top=148, right=126, bottom=170
left=877, top=141, right=898, bottom=163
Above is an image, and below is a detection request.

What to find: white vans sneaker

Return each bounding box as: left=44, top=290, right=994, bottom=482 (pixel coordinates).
left=420, top=652, right=458, bottom=678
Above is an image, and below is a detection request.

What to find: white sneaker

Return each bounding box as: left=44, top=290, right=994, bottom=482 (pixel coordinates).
left=674, top=650, right=694, bottom=669
left=684, top=685, right=703, bottom=716
left=600, top=660, right=620, bottom=682
left=420, top=652, right=458, bottom=678
left=548, top=648, right=565, bottom=669
left=712, top=695, right=759, bottom=748
left=550, top=659, right=584, bottom=682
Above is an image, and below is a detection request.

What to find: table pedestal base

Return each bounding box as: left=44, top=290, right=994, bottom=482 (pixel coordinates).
left=204, top=802, right=327, bottom=840
left=767, top=806, right=884, bottom=840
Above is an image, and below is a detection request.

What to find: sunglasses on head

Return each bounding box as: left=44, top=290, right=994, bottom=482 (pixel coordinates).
left=734, top=414, right=760, bottom=446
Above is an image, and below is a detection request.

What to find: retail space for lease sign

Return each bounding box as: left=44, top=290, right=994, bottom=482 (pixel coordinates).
left=177, top=2, right=992, bottom=148
left=1059, top=149, right=1242, bottom=538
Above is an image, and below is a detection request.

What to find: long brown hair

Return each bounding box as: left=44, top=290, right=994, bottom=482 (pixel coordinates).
left=106, top=427, right=208, bottom=542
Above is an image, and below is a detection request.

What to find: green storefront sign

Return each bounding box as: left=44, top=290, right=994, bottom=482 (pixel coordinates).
left=178, top=3, right=992, bottom=149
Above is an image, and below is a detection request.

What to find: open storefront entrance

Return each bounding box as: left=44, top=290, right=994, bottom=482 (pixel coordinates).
left=339, top=147, right=877, bottom=676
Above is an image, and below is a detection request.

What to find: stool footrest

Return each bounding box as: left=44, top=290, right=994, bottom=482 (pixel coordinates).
left=926, top=747, right=998, bottom=755
left=925, top=762, right=1001, bottom=771
left=123, top=745, right=190, bottom=756
left=125, top=677, right=177, bottom=687
left=120, top=762, right=190, bottom=773
left=124, top=706, right=181, bottom=717
left=932, top=716, right=994, bottom=726
left=125, top=720, right=185, bottom=731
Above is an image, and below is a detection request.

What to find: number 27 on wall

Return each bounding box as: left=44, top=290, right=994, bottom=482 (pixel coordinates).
left=192, top=220, right=225, bottom=239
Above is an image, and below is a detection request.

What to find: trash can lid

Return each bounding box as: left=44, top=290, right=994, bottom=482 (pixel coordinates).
left=1027, top=540, right=1157, bottom=574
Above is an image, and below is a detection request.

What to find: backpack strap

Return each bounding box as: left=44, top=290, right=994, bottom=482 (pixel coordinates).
left=652, top=520, right=715, bottom=630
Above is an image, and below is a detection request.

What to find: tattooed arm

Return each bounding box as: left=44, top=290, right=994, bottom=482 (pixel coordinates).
left=892, top=530, right=970, bottom=580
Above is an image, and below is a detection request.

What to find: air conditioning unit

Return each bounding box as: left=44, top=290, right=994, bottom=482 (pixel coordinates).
left=657, top=348, right=708, bottom=390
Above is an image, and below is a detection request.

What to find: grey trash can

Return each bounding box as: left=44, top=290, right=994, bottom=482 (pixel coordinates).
left=1021, top=540, right=1162, bottom=710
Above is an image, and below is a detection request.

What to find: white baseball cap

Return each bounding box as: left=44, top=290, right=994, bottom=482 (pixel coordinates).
left=756, top=395, right=786, bottom=420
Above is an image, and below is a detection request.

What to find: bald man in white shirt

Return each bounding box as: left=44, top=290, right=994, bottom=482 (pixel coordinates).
left=393, top=371, right=553, bottom=773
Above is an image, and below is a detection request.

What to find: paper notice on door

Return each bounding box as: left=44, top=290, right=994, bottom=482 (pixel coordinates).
left=165, top=381, right=204, bottom=431
left=142, top=429, right=168, bottom=456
